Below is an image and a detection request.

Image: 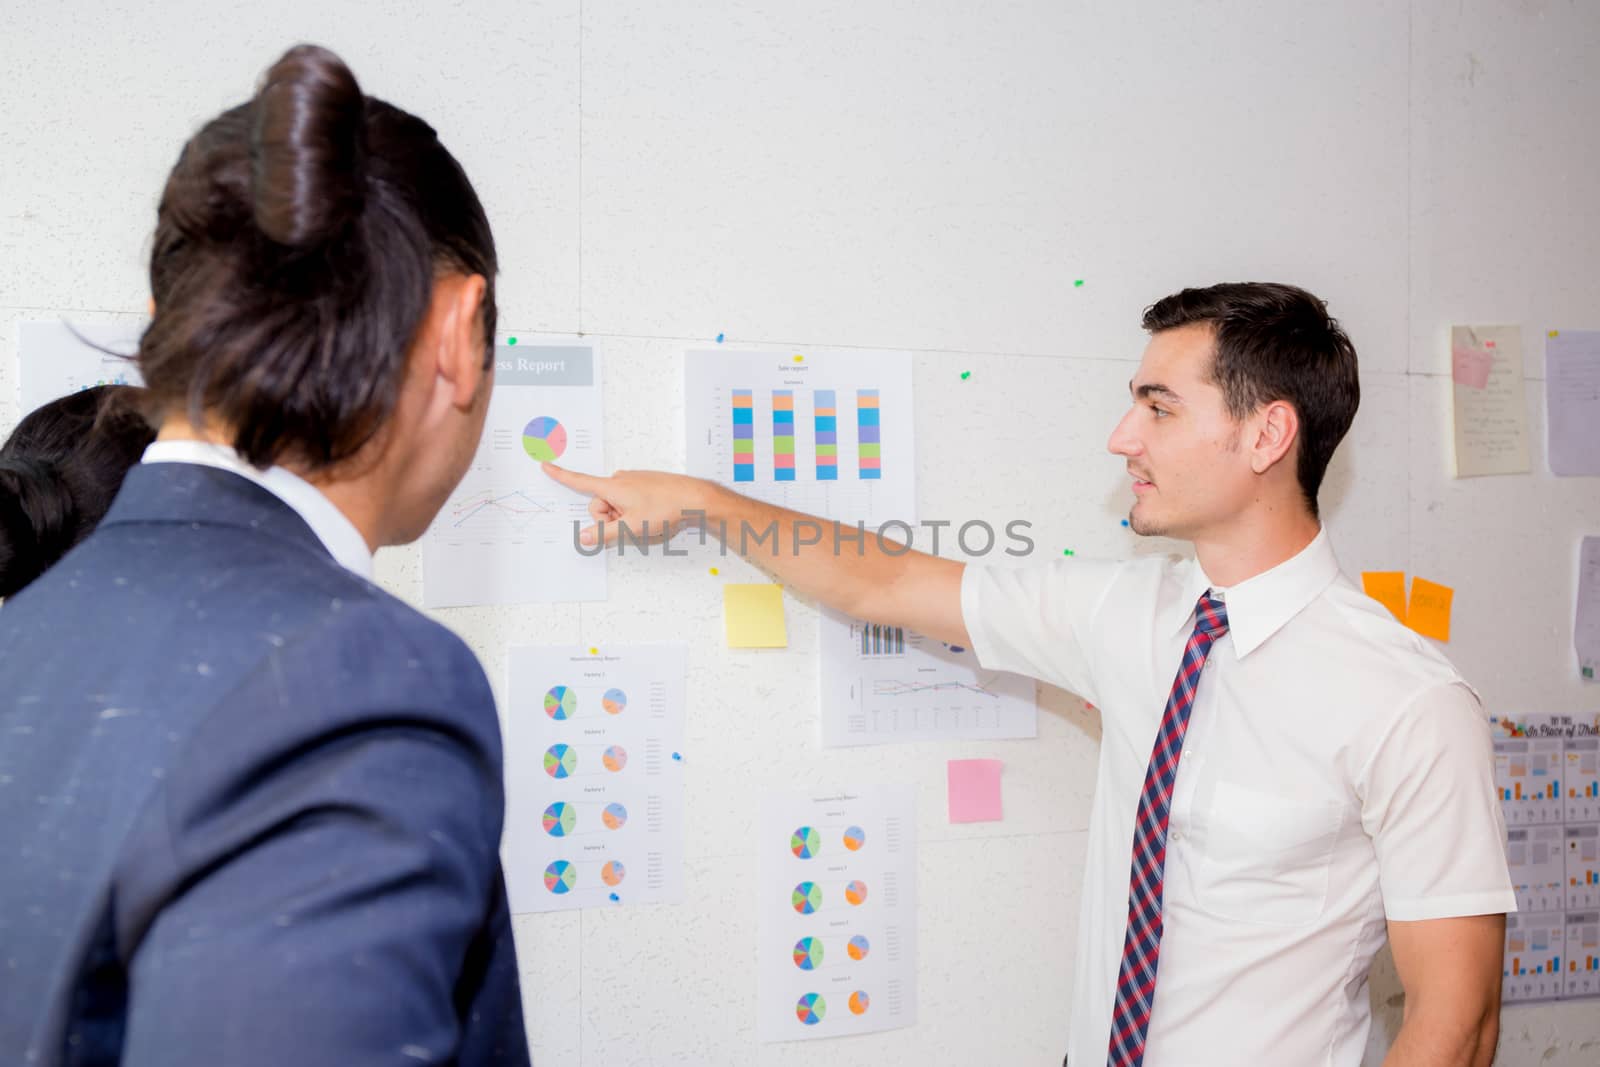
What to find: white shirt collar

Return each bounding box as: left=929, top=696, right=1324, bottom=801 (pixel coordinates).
left=1173, top=526, right=1342, bottom=658
left=140, top=440, right=374, bottom=580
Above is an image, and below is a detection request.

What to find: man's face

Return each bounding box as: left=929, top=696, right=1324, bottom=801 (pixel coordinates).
left=1107, top=323, right=1256, bottom=541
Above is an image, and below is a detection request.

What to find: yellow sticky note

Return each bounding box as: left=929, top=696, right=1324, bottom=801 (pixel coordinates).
left=723, top=584, right=788, bottom=648
left=1361, top=571, right=1408, bottom=623
left=1406, top=577, right=1454, bottom=642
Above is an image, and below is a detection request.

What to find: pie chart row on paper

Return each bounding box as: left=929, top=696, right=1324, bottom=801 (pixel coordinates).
left=522, top=416, right=568, bottom=462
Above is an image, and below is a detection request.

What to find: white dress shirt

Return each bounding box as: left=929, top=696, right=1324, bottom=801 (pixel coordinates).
left=141, top=440, right=374, bottom=580
left=962, top=528, right=1515, bottom=1067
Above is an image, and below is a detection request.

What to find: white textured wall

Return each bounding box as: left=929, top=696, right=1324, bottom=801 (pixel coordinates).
left=4, top=2, right=1599, bottom=1064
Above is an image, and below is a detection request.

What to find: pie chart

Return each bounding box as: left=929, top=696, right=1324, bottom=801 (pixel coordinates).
left=848, top=991, right=870, bottom=1016
left=602, top=745, right=628, bottom=772
left=542, top=801, right=576, bottom=837
left=600, top=860, right=626, bottom=887
left=544, top=860, right=576, bottom=894
left=795, top=993, right=826, bottom=1026
left=847, top=934, right=870, bottom=961
left=845, top=880, right=868, bottom=906
left=602, top=802, right=628, bottom=830
left=790, top=826, right=821, bottom=859
left=843, top=825, right=866, bottom=851
left=522, top=416, right=567, bottom=462
left=791, top=881, right=823, bottom=914
left=792, top=936, right=824, bottom=970
left=544, top=685, right=576, bottom=720
left=602, top=688, right=627, bottom=715
left=543, top=743, right=576, bottom=779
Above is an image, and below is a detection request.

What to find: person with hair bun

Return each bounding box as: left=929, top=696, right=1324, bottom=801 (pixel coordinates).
left=0, top=385, right=155, bottom=600
left=0, top=45, right=530, bottom=1067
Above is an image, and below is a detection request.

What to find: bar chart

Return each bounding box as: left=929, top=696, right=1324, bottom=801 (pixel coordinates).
left=687, top=349, right=917, bottom=529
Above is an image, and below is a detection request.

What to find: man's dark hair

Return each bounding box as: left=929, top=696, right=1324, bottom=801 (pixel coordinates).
left=1142, top=282, right=1360, bottom=518
left=139, top=43, right=498, bottom=472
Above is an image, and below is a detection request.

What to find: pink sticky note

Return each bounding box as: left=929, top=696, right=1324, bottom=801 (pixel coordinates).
left=947, top=759, right=1004, bottom=823
left=1452, top=345, right=1493, bottom=389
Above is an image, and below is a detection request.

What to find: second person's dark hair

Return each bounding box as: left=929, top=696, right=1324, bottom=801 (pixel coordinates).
left=1141, top=282, right=1360, bottom=518
left=139, top=43, right=497, bottom=471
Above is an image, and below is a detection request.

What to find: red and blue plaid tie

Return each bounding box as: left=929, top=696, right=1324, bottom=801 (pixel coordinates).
left=1106, top=590, right=1229, bottom=1067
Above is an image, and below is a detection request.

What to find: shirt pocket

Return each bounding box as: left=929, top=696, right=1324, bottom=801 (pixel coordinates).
left=1192, top=778, right=1346, bottom=927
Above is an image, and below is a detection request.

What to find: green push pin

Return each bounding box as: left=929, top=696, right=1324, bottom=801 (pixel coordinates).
left=508, top=337, right=518, bottom=345
left=960, top=371, right=971, bottom=380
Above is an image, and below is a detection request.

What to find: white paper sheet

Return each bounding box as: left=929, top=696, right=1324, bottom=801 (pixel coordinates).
left=685, top=348, right=917, bottom=529
left=1546, top=331, right=1600, bottom=477
left=759, top=785, right=917, bottom=1042
left=1580, top=537, right=1600, bottom=683
left=1492, top=713, right=1600, bottom=1004
left=17, top=319, right=144, bottom=413
left=817, top=607, right=1036, bottom=746
left=503, top=644, right=686, bottom=914
left=1450, top=325, right=1530, bottom=477
left=422, top=339, right=606, bottom=606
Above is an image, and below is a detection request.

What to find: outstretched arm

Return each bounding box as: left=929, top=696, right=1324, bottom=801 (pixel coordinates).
left=544, top=464, right=970, bottom=647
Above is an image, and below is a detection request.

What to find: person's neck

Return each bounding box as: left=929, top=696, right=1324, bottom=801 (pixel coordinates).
left=1190, top=504, right=1322, bottom=588
left=155, top=418, right=389, bottom=552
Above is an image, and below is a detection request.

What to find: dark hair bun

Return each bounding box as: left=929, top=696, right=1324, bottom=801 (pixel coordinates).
left=250, top=44, right=367, bottom=248
left=0, top=457, right=80, bottom=599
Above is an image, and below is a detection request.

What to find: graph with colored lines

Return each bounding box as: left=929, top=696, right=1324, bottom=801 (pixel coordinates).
left=503, top=645, right=687, bottom=915
left=422, top=339, right=605, bottom=607
left=818, top=608, right=1036, bottom=747
left=687, top=348, right=917, bottom=529
left=1493, top=713, right=1600, bottom=1005
left=758, top=786, right=916, bottom=1043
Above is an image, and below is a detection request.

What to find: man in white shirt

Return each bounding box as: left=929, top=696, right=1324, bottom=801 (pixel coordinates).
left=547, top=281, right=1514, bottom=1066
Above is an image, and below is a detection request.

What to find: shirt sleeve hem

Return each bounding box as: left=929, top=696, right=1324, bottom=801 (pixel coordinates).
left=959, top=563, right=999, bottom=671
left=1383, top=890, right=1518, bottom=922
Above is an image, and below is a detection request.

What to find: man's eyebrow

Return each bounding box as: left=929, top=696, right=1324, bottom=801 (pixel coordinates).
left=1130, top=381, right=1184, bottom=403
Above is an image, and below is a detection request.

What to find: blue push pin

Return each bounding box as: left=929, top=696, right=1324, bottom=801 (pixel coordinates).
left=671, top=752, right=682, bottom=762
left=715, top=333, right=725, bottom=343
left=1120, top=519, right=1130, bottom=528
left=609, top=892, right=620, bottom=902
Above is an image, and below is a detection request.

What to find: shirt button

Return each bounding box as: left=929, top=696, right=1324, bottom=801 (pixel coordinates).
left=1170, top=829, right=1183, bottom=841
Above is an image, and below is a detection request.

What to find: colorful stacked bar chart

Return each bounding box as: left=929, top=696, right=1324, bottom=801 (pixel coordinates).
left=774, top=390, right=796, bottom=482
left=733, top=390, right=755, bottom=482
left=860, top=623, right=905, bottom=656
left=815, top=390, right=838, bottom=481
left=857, top=390, right=881, bottom=479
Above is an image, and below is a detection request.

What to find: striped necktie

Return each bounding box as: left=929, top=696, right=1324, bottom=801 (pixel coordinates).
left=1106, top=591, right=1229, bottom=1067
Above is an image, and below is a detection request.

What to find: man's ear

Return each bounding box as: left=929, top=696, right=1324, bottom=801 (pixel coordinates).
left=1250, top=399, right=1300, bottom=474
left=434, top=273, right=489, bottom=411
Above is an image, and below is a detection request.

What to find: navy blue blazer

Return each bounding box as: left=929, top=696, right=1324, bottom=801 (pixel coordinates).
left=0, top=463, right=530, bottom=1066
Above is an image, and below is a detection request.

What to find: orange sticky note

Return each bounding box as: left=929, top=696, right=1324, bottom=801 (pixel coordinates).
left=723, top=584, right=788, bottom=648
left=1361, top=571, right=1408, bottom=623
left=1406, top=577, right=1454, bottom=642
left=947, top=759, right=1004, bottom=823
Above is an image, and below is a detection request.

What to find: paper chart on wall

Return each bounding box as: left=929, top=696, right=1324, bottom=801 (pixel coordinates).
left=759, top=785, right=917, bottom=1042
left=1492, top=713, right=1600, bottom=1004
left=421, top=339, right=605, bottom=606
left=817, top=607, right=1036, bottom=746
left=503, top=644, right=686, bottom=914
left=17, top=320, right=145, bottom=414
left=685, top=348, right=917, bottom=529
left=1545, top=330, right=1600, bottom=477
left=1578, top=537, right=1600, bottom=683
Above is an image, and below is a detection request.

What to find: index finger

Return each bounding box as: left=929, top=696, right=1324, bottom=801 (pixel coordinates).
left=543, top=462, right=606, bottom=495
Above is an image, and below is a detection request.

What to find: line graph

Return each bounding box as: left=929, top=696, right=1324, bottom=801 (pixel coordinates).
left=869, top=678, right=999, bottom=699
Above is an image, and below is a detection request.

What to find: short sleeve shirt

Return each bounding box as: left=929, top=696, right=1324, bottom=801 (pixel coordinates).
left=960, top=529, right=1515, bottom=1067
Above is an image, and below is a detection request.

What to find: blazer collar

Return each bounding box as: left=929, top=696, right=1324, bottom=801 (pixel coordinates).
left=101, top=462, right=331, bottom=563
